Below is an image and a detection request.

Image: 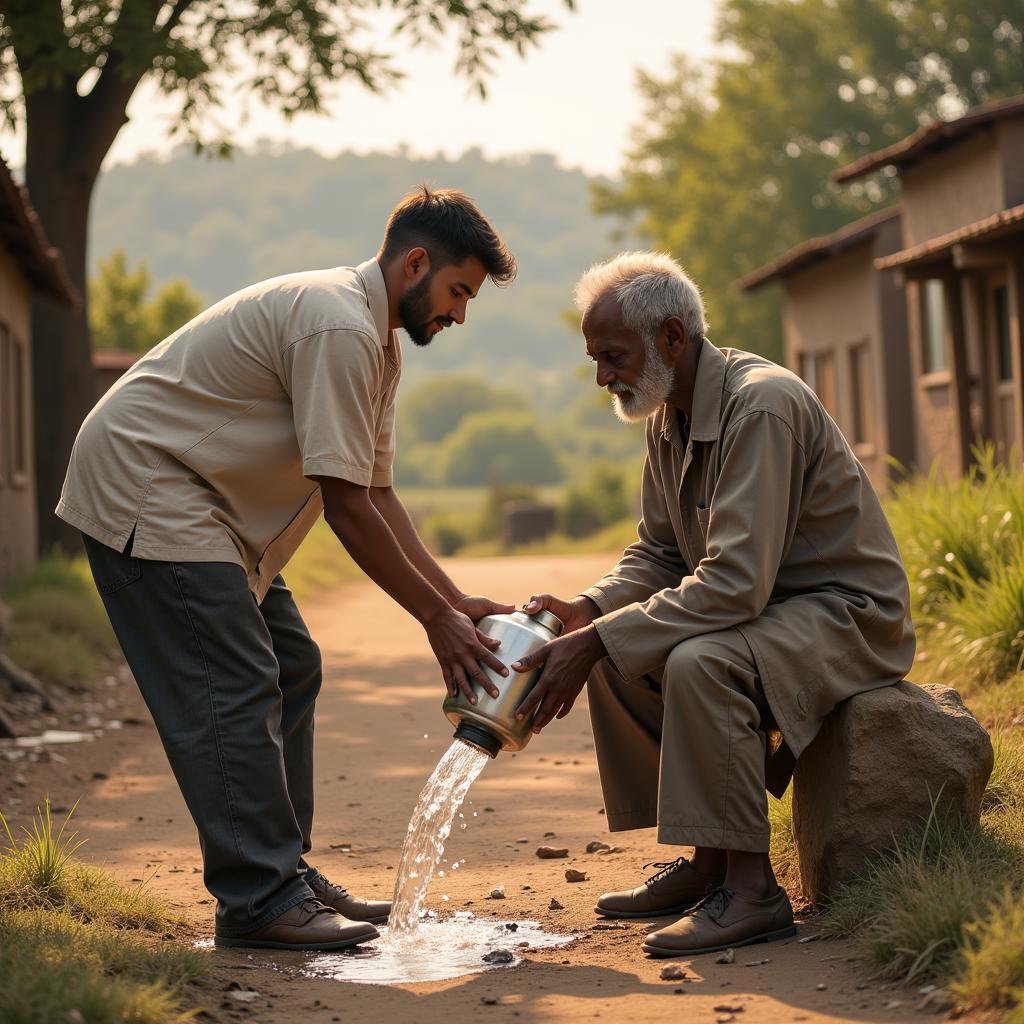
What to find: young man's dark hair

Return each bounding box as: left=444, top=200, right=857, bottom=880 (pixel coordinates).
left=380, top=185, right=517, bottom=286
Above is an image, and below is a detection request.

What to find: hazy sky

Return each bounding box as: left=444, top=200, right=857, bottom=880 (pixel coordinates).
left=2, top=0, right=720, bottom=177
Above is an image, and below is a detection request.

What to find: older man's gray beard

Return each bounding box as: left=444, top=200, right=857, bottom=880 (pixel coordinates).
left=607, top=342, right=675, bottom=423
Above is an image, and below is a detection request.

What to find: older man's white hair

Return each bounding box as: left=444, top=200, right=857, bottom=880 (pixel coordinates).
left=573, top=251, right=708, bottom=344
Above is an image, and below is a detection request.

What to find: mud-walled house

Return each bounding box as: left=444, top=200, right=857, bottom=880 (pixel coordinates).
left=737, top=207, right=914, bottom=493
left=740, top=94, right=1024, bottom=485
left=0, top=160, right=78, bottom=586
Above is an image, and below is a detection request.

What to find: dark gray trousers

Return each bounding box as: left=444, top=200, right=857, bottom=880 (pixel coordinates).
left=83, top=534, right=323, bottom=935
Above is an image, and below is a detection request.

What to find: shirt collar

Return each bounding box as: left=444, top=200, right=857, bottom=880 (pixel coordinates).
left=659, top=337, right=727, bottom=444
left=355, top=256, right=394, bottom=349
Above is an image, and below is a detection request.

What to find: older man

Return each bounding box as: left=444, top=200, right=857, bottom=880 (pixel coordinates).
left=514, top=251, right=914, bottom=957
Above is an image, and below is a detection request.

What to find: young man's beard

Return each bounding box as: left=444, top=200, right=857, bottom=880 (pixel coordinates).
left=398, top=272, right=451, bottom=347
left=608, top=341, right=675, bottom=423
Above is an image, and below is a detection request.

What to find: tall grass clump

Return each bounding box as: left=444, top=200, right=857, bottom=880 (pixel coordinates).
left=0, top=799, right=208, bottom=1024
left=824, top=800, right=1019, bottom=984
left=886, top=445, right=1024, bottom=710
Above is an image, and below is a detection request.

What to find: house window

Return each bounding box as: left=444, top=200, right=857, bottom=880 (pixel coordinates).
left=849, top=344, right=874, bottom=445
left=994, top=285, right=1012, bottom=383
left=922, top=278, right=948, bottom=373
left=0, top=323, right=29, bottom=487
left=798, top=350, right=838, bottom=418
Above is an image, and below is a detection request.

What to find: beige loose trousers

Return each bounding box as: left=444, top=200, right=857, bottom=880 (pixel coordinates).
left=589, top=630, right=773, bottom=852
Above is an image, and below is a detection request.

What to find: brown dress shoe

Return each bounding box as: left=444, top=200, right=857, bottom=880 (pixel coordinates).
left=214, top=898, right=380, bottom=950
left=309, top=872, right=391, bottom=924
left=642, top=885, right=795, bottom=957
left=595, top=856, right=724, bottom=919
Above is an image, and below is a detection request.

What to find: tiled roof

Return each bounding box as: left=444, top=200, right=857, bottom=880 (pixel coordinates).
left=736, top=207, right=900, bottom=292
left=874, top=203, right=1024, bottom=271
left=833, top=94, right=1024, bottom=185
left=0, top=159, right=78, bottom=307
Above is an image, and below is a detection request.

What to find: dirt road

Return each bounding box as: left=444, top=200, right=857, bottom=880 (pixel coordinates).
left=7, top=554, right=935, bottom=1023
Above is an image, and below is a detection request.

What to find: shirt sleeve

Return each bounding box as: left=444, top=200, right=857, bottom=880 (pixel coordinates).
left=594, top=409, right=806, bottom=680
left=371, top=386, right=397, bottom=487
left=581, top=430, right=688, bottom=613
left=281, top=328, right=384, bottom=486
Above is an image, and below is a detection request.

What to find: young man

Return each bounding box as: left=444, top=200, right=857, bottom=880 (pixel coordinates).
left=514, top=251, right=914, bottom=958
left=57, top=187, right=518, bottom=951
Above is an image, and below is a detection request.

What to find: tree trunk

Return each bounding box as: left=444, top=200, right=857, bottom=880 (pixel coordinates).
left=25, top=84, right=100, bottom=554
left=25, top=59, right=138, bottom=554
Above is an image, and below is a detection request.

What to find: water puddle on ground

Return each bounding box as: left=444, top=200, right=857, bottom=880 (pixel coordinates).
left=198, top=738, right=580, bottom=983
left=302, top=912, right=576, bottom=984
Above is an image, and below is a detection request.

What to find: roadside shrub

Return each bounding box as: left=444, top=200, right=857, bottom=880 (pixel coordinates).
left=560, top=463, right=631, bottom=539
left=398, top=375, right=521, bottom=444
left=436, top=411, right=564, bottom=486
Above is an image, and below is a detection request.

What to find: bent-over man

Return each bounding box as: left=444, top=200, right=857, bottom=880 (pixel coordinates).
left=57, top=187, right=519, bottom=952
left=513, top=251, right=915, bottom=957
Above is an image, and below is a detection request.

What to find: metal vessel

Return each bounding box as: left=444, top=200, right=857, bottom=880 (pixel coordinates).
left=442, top=609, right=563, bottom=757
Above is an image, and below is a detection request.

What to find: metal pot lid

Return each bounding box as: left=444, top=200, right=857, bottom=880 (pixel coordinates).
left=531, top=608, right=564, bottom=636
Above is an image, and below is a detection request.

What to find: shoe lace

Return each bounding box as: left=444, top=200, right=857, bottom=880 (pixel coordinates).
left=689, top=885, right=734, bottom=921
left=298, top=898, right=336, bottom=920
left=642, top=856, right=691, bottom=887
left=313, top=874, right=350, bottom=899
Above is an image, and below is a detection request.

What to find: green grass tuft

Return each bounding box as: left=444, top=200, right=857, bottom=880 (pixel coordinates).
left=0, top=799, right=207, bottom=1024
left=953, top=887, right=1024, bottom=1008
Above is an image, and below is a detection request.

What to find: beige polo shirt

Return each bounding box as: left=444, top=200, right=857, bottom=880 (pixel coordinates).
left=57, top=258, right=401, bottom=602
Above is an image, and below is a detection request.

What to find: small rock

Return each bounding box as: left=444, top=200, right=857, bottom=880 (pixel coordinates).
left=673, top=988, right=686, bottom=995
left=484, top=807, right=495, bottom=812
left=482, top=949, right=514, bottom=964
left=815, top=983, right=827, bottom=991
left=504, top=922, right=518, bottom=932
left=91, top=771, right=108, bottom=780
left=536, top=846, right=569, bottom=859
left=515, top=837, right=529, bottom=844
left=229, top=991, right=260, bottom=1003
left=488, top=886, right=506, bottom=899
left=744, top=958, right=770, bottom=967
left=586, top=840, right=611, bottom=853
left=660, top=964, right=688, bottom=981
left=797, top=933, right=820, bottom=943
left=549, top=898, right=564, bottom=910
left=481, top=996, right=499, bottom=1005
left=715, top=949, right=735, bottom=964
left=714, top=1006, right=744, bottom=1014
left=917, top=988, right=954, bottom=1011
left=883, top=1000, right=904, bottom=1010
left=543, top=831, right=556, bottom=838
left=595, top=846, right=622, bottom=855
left=565, top=868, right=587, bottom=882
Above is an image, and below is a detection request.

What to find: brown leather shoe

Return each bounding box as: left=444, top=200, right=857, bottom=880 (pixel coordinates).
left=308, top=872, right=391, bottom=924
left=214, top=898, right=380, bottom=950
left=595, top=856, right=724, bottom=919
left=642, top=885, right=795, bottom=957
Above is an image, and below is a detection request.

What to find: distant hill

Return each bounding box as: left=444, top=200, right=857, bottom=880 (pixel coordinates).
left=90, top=145, right=620, bottom=399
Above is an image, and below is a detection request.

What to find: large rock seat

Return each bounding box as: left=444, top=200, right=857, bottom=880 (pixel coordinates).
left=792, top=681, right=993, bottom=904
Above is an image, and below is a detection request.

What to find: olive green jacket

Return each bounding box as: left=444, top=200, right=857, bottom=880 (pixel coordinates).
left=583, top=339, right=916, bottom=766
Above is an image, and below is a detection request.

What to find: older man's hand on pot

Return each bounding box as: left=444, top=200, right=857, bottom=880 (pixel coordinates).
left=511, top=624, right=607, bottom=733
left=521, top=593, right=602, bottom=635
